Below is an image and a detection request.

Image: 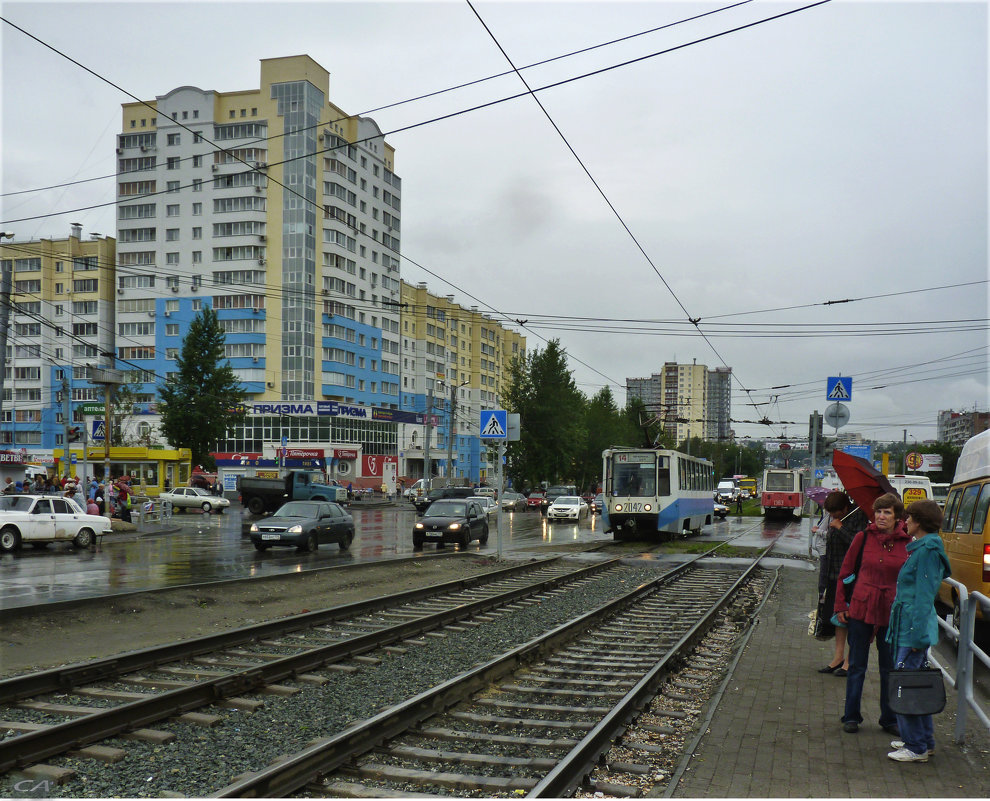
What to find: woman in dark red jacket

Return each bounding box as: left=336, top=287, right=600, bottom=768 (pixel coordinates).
left=833, top=492, right=910, bottom=734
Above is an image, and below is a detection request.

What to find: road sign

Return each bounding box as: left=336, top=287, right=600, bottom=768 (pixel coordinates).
left=80, top=403, right=105, bottom=416
left=480, top=410, right=507, bottom=439
left=815, top=469, right=825, bottom=479
left=826, top=376, right=852, bottom=402
left=823, top=403, right=850, bottom=429
left=91, top=420, right=106, bottom=441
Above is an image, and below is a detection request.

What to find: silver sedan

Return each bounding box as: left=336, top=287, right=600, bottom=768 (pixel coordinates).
left=159, top=487, right=230, bottom=514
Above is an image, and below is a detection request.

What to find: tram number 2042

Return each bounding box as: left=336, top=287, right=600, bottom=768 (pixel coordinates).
left=618, top=502, right=647, bottom=513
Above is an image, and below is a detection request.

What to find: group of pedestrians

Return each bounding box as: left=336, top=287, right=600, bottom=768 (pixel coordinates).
left=814, top=489, right=950, bottom=763
left=2, top=472, right=135, bottom=522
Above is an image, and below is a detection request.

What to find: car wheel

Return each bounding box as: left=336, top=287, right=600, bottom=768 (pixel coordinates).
left=0, top=527, right=22, bottom=553
left=952, top=596, right=963, bottom=631
left=201, top=502, right=213, bottom=513
left=302, top=532, right=318, bottom=552
left=340, top=530, right=353, bottom=550
left=72, top=528, right=94, bottom=549
left=460, top=531, right=471, bottom=549
left=247, top=496, right=266, bottom=516
left=413, top=535, right=424, bottom=549
left=253, top=541, right=269, bottom=552
left=480, top=524, right=489, bottom=545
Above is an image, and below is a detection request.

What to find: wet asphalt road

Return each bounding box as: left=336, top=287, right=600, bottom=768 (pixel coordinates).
left=0, top=503, right=809, bottom=610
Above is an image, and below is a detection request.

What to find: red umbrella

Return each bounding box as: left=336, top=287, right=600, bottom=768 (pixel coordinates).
left=831, top=450, right=898, bottom=522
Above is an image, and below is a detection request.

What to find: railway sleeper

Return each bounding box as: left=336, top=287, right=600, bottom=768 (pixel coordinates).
left=473, top=698, right=610, bottom=715
left=315, top=779, right=437, bottom=797
left=380, top=744, right=559, bottom=770
left=343, top=762, right=539, bottom=793
left=447, top=711, right=595, bottom=731
left=515, top=673, right=637, bottom=689
left=496, top=683, right=626, bottom=699
left=415, top=726, right=578, bottom=750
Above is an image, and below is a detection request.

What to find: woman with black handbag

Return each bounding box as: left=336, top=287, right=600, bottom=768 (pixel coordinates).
left=884, top=500, right=951, bottom=763
left=833, top=493, right=910, bottom=735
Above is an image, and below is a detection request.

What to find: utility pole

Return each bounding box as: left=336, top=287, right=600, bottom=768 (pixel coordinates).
left=445, top=381, right=459, bottom=485
left=0, top=233, right=15, bottom=443
left=423, top=385, right=434, bottom=488
left=62, top=377, right=72, bottom=478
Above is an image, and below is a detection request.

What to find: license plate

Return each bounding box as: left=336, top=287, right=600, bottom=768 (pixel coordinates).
left=261, top=534, right=282, bottom=540
left=425, top=532, right=443, bottom=539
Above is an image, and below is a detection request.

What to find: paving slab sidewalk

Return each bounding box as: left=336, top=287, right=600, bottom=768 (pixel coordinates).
left=670, top=566, right=990, bottom=798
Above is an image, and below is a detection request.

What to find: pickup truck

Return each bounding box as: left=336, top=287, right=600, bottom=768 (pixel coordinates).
left=239, top=470, right=347, bottom=516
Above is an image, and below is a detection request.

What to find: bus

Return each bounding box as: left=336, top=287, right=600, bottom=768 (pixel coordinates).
left=602, top=448, right=714, bottom=540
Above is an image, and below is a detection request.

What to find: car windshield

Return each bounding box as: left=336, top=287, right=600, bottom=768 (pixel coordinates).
left=189, top=487, right=211, bottom=496
left=555, top=497, right=580, bottom=506
left=273, top=502, right=319, bottom=518
left=0, top=496, right=34, bottom=512
left=427, top=501, right=466, bottom=517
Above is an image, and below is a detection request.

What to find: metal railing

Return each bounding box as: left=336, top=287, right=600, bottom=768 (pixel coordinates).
left=931, top=577, right=990, bottom=743
left=136, top=497, right=172, bottom=526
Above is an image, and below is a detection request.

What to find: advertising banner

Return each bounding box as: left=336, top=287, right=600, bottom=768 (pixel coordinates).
left=362, top=454, right=398, bottom=477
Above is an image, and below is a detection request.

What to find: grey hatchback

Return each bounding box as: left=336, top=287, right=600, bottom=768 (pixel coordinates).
left=413, top=498, right=489, bottom=549
left=249, top=500, right=354, bottom=552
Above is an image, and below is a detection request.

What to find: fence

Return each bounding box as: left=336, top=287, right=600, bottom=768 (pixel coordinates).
left=136, top=497, right=172, bottom=526
left=931, top=577, right=990, bottom=743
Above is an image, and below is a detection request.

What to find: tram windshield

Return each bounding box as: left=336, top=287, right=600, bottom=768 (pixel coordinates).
left=612, top=454, right=665, bottom=497
left=765, top=471, right=796, bottom=492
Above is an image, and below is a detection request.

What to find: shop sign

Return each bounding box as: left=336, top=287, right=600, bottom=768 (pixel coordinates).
left=362, top=454, right=397, bottom=477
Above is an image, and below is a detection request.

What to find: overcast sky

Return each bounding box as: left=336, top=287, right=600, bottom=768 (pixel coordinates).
left=2, top=0, right=987, bottom=445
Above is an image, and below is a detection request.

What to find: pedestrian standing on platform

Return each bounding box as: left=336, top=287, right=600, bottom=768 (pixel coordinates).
left=884, top=500, right=951, bottom=762
left=817, top=491, right=868, bottom=676
left=833, top=492, right=910, bottom=735
left=95, top=484, right=106, bottom=516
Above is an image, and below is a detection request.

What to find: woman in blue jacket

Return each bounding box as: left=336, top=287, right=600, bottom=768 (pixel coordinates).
left=885, top=499, right=951, bottom=763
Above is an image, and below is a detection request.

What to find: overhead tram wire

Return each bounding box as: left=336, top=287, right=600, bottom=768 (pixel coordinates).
left=2, top=0, right=759, bottom=200
left=466, top=0, right=833, bottom=439
left=1, top=1, right=832, bottom=416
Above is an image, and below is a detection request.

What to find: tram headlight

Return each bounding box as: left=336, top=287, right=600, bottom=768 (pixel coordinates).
left=644, top=504, right=652, bottom=512
left=614, top=504, right=622, bottom=512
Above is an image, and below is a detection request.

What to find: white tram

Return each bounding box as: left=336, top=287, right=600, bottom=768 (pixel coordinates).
left=601, top=448, right=715, bottom=540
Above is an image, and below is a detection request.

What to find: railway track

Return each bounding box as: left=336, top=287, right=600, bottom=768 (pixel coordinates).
left=216, top=545, right=774, bottom=798
left=0, top=553, right=661, bottom=789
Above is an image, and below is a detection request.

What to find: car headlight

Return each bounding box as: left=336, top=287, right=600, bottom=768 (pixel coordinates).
left=415, top=522, right=424, bottom=529
left=448, top=522, right=461, bottom=530
left=250, top=523, right=259, bottom=532
left=287, top=525, right=302, bottom=533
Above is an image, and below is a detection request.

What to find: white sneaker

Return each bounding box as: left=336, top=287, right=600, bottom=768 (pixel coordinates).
left=888, top=747, right=928, bottom=762
left=891, top=740, right=935, bottom=755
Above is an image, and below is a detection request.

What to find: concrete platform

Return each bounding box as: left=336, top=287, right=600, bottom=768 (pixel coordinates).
left=667, top=565, right=990, bottom=797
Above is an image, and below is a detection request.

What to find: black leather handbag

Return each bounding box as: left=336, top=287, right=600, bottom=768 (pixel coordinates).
left=888, top=668, right=946, bottom=715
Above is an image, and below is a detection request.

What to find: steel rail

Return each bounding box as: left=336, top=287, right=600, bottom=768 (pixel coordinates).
left=212, top=553, right=726, bottom=797
left=0, top=555, right=565, bottom=704
left=0, top=555, right=624, bottom=774
left=528, top=541, right=776, bottom=797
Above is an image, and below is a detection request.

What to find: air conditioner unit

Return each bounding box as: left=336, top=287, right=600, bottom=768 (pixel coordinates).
left=190, top=285, right=198, bottom=292
left=148, top=311, right=155, bottom=317
left=211, top=164, right=219, bottom=172
left=252, top=357, right=259, bottom=363
left=257, top=259, right=265, bottom=266
left=258, top=234, right=266, bottom=241
left=163, top=311, right=171, bottom=317
left=170, top=286, right=179, bottom=293
left=266, top=381, right=275, bottom=388
left=140, top=145, right=148, bottom=152
left=252, top=307, right=260, bottom=314
left=257, top=162, right=267, bottom=169
left=116, top=147, right=123, bottom=154
left=117, top=288, right=124, bottom=294
left=255, top=186, right=263, bottom=193
left=321, top=289, right=329, bottom=295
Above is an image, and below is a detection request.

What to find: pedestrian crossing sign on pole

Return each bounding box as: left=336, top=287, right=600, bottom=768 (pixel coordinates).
left=826, top=376, right=852, bottom=402
left=91, top=420, right=106, bottom=441
left=480, top=410, right=508, bottom=439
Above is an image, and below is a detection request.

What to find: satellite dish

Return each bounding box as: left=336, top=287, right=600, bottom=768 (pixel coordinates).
left=824, top=403, right=850, bottom=429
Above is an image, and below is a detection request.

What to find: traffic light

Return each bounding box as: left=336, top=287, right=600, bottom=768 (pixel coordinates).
left=67, top=426, right=81, bottom=442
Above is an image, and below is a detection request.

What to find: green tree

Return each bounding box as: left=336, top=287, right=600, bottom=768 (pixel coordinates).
left=158, top=307, right=246, bottom=467
left=110, top=376, right=157, bottom=447
left=503, top=339, right=586, bottom=489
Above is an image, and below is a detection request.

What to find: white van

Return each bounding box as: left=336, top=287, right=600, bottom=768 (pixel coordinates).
left=404, top=479, right=428, bottom=500
left=886, top=474, right=934, bottom=505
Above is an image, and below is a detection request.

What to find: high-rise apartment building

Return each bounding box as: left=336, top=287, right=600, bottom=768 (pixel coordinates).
left=627, top=361, right=732, bottom=445
left=115, top=56, right=407, bottom=477
left=937, top=409, right=990, bottom=445
left=398, top=281, right=525, bottom=484
left=0, top=225, right=116, bottom=452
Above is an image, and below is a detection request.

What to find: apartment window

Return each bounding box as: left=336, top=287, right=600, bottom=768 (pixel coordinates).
left=165, top=299, right=179, bottom=312
left=192, top=202, right=202, bottom=215
left=167, top=133, right=180, bottom=145
left=55, top=283, right=63, bottom=294
left=166, top=253, right=179, bottom=266
left=166, top=348, right=178, bottom=360
left=192, top=227, right=202, bottom=239
left=165, top=228, right=179, bottom=241
left=166, top=324, right=179, bottom=336
left=72, top=279, right=98, bottom=293
left=166, top=204, right=180, bottom=217
left=167, top=157, right=180, bottom=170
left=193, top=155, right=203, bottom=167
left=192, top=251, right=202, bottom=263
left=192, top=299, right=202, bottom=310
left=167, top=181, right=180, bottom=193
left=192, top=178, right=202, bottom=192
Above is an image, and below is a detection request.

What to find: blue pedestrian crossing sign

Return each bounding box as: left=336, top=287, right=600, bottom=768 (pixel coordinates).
left=826, top=376, right=852, bottom=402
left=91, top=420, right=106, bottom=441
left=815, top=469, right=825, bottom=479
left=480, top=409, right=508, bottom=439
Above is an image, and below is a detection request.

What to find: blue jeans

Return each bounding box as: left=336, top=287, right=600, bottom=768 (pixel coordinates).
left=894, top=646, right=935, bottom=755
left=843, top=618, right=896, bottom=728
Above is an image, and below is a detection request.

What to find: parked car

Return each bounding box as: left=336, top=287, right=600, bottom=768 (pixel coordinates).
left=0, top=495, right=112, bottom=551
left=413, top=486, right=475, bottom=514
left=160, top=486, right=231, bottom=514
left=714, top=501, right=729, bottom=519
left=546, top=495, right=589, bottom=522
left=413, top=498, right=489, bottom=549
left=525, top=491, right=546, bottom=510
left=467, top=496, right=497, bottom=516
left=248, top=500, right=354, bottom=552
left=590, top=494, right=605, bottom=515
left=500, top=491, right=527, bottom=512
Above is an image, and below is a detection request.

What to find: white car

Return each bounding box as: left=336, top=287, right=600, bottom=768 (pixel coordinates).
left=160, top=486, right=230, bottom=514
left=0, top=495, right=112, bottom=551
left=467, top=496, right=497, bottom=516
left=546, top=495, right=589, bottom=522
